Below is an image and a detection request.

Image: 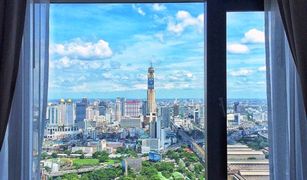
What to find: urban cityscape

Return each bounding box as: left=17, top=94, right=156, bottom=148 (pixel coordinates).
left=41, top=65, right=269, bottom=180
left=42, top=65, right=206, bottom=180
left=43, top=4, right=269, bottom=180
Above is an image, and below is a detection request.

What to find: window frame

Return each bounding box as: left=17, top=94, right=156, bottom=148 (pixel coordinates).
left=48, top=0, right=264, bottom=179
left=207, top=0, right=263, bottom=179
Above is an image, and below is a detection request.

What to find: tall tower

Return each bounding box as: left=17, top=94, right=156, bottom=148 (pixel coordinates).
left=147, top=64, right=156, bottom=115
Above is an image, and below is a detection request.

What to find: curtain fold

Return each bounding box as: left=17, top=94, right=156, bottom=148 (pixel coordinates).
left=277, top=0, right=307, bottom=114
left=265, top=0, right=307, bottom=179
left=0, top=0, right=27, bottom=150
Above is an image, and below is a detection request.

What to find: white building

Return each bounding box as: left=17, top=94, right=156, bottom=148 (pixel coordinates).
left=120, top=116, right=142, bottom=128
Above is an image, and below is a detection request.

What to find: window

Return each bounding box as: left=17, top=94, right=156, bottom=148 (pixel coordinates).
left=42, top=3, right=207, bottom=179
left=227, top=12, right=269, bottom=179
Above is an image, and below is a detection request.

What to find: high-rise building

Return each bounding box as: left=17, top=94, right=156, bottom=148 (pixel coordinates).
left=65, top=99, right=74, bottom=126
left=115, top=97, right=121, bottom=121
left=125, top=100, right=142, bottom=117
left=234, top=102, right=240, bottom=113
left=120, top=98, right=126, bottom=116
left=120, top=116, right=142, bottom=128
left=47, top=103, right=59, bottom=125
left=58, top=98, right=66, bottom=126
left=86, top=106, right=99, bottom=120
left=194, top=109, right=200, bottom=125
left=98, top=101, right=108, bottom=116
left=75, top=98, right=88, bottom=124
left=147, top=64, right=156, bottom=115
left=160, top=106, right=170, bottom=128
left=173, top=103, right=179, bottom=117
left=141, top=100, right=148, bottom=116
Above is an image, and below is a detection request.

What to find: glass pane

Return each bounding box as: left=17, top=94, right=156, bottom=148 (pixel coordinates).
left=42, top=3, right=207, bottom=179
left=227, top=12, right=269, bottom=180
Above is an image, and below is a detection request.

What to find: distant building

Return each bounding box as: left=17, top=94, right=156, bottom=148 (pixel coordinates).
left=141, top=138, right=160, bottom=153
left=149, top=151, right=161, bottom=162
left=227, top=113, right=240, bottom=126
left=64, top=99, right=74, bottom=126
left=233, top=102, right=244, bottom=114
left=194, top=109, right=200, bottom=125
left=120, top=98, right=126, bottom=116
left=120, top=116, right=142, bottom=128
left=86, top=106, right=99, bottom=120
left=160, top=106, right=170, bottom=128
left=125, top=100, right=142, bottom=117
left=75, top=98, right=88, bottom=124
left=47, top=104, right=59, bottom=126
left=98, top=101, right=108, bottom=116
left=227, top=144, right=269, bottom=180
left=115, top=97, right=121, bottom=121
left=173, top=104, right=179, bottom=117
left=147, top=64, right=156, bottom=115
left=58, top=99, right=66, bottom=126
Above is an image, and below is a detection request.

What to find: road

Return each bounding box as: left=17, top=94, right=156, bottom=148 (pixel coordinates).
left=46, top=165, right=109, bottom=177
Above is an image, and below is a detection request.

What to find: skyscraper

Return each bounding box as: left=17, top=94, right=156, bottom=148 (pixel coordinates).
left=47, top=103, right=59, bottom=125
left=75, top=98, right=88, bottom=124
left=65, top=99, right=74, bottom=126
left=58, top=98, right=66, bottom=126
left=120, top=97, right=126, bottom=116
left=115, top=97, right=121, bottom=121
left=160, top=106, right=170, bottom=128
left=194, top=109, right=200, bottom=125
left=98, top=101, right=108, bottom=116
left=147, top=64, right=156, bottom=115
left=146, top=64, right=159, bottom=139
left=125, top=100, right=142, bottom=117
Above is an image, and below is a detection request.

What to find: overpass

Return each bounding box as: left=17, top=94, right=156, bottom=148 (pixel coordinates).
left=45, top=165, right=108, bottom=177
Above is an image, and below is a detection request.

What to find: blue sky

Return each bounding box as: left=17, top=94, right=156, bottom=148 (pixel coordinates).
left=48, top=3, right=266, bottom=100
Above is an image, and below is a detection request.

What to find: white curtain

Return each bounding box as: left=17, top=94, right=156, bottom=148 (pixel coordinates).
left=265, top=0, right=307, bottom=179
left=0, top=0, right=49, bottom=179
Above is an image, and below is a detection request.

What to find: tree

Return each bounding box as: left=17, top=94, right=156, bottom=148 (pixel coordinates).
left=92, top=151, right=109, bottom=162
left=194, top=163, right=204, bottom=174
left=41, top=152, right=48, bottom=160
left=64, top=150, right=71, bottom=156
left=154, top=162, right=174, bottom=178
left=80, top=153, right=85, bottom=159
left=51, top=152, right=58, bottom=158
left=141, top=166, right=158, bottom=178
left=62, top=173, right=79, bottom=180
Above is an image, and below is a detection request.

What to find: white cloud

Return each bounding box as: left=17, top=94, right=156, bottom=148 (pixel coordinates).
left=132, top=4, right=145, bottom=16
left=50, top=39, right=112, bottom=59
left=167, top=11, right=204, bottom=34
left=258, top=66, right=266, bottom=72
left=230, top=69, right=253, bottom=77
left=152, top=3, right=166, bottom=11
left=241, top=28, right=265, bottom=43
left=227, top=43, right=249, bottom=54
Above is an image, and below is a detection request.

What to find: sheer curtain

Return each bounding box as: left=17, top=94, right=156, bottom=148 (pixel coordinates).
left=265, top=0, right=307, bottom=179
left=0, top=0, right=49, bottom=179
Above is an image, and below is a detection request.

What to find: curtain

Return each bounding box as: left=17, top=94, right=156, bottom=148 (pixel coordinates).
left=277, top=0, right=307, bottom=114
left=0, top=0, right=27, bottom=150
left=265, top=0, right=307, bottom=179
left=0, top=0, right=49, bottom=179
